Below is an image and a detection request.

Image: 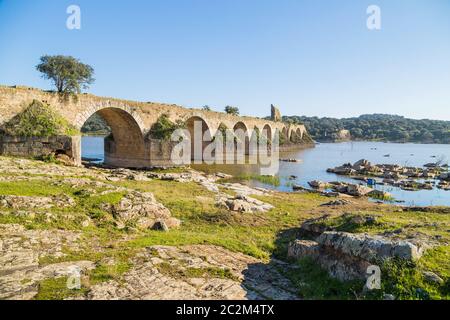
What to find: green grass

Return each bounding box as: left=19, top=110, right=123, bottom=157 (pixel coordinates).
left=156, top=262, right=238, bottom=281
left=115, top=179, right=322, bottom=260
left=368, top=193, right=396, bottom=202
left=374, top=258, right=448, bottom=300
left=284, top=258, right=363, bottom=300
left=0, top=178, right=128, bottom=231
left=0, top=180, right=70, bottom=197
left=286, top=256, right=449, bottom=300
left=420, top=246, right=450, bottom=281
left=35, top=277, right=88, bottom=300
left=316, top=210, right=450, bottom=240
left=89, top=262, right=132, bottom=285
left=218, top=174, right=281, bottom=187
left=149, top=166, right=190, bottom=174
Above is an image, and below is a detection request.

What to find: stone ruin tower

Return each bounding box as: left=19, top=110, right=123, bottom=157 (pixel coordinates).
left=271, top=104, right=282, bottom=122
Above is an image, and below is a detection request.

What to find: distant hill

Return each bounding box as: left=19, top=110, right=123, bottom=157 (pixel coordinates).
left=283, top=114, right=450, bottom=144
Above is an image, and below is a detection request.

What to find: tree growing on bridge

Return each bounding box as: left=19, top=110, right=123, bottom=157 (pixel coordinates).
left=149, top=114, right=185, bottom=140
left=36, top=55, right=95, bottom=95
left=224, top=106, right=239, bottom=116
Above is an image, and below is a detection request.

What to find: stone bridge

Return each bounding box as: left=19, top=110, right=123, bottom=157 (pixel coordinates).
left=0, top=86, right=313, bottom=168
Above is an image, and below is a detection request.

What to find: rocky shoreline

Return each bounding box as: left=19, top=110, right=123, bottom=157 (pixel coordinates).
left=327, top=159, right=450, bottom=192
left=0, top=156, right=448, bottom=300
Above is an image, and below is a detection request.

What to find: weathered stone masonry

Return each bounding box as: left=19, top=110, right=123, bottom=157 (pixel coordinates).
left=0, top=86, right=314, bottom=168
left=0, top=135, right=80, bottom=160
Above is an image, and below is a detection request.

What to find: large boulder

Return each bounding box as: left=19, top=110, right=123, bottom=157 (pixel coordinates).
left=439, top=172, right=450, bottom=181
left=288, top=240, right=320, bottom=260
left=316, top=232, right=426, bottom=261
left=288, top=231, right=428, bottom=281
left=367, top=189, right=392, bottom=199
left=300, top=215, right=332, bottom=235
left=308, top=180, right=328, bottom=189
left=352, top=159, right=371, bottom=170
left=216, top=194, right=274, bottom=213
left=328, top=166, right=355, bottom=175
left=346, top=184, right=373, bottom=197
left=106, top=191, right=180, bottom=230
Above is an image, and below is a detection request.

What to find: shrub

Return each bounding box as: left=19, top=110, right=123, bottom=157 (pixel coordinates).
left=1, top=100, right=79, bottom=137
left=149, top=114, right=185, bottom=140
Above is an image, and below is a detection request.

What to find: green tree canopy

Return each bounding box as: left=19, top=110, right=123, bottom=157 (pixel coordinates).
left=282, top=114, right=450, bottom=144
left=224, top=106, right=239, bottom=116
left=36, top=55, right=95, bottom=94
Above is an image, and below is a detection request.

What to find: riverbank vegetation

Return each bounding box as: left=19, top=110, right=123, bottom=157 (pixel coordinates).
left=284, top=114, right=450, bottom=144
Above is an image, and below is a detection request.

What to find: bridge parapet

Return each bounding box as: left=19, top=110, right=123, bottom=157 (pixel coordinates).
left=0, top=86, right=314, bottom=167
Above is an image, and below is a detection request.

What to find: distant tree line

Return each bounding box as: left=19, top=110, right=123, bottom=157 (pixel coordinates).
left=81, top=113, right=111, bottom=136
left=283, top=114, right=450, bottom=144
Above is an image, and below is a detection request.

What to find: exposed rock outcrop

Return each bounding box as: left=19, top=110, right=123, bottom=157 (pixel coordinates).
left=289, top=215, right=430, bottom=281
left=0, top=224, right=92, bottom=300
left=0, top=195, right=75, bottom=210
left=216, top=194, right=274, bottom=213
left=86, top=245, right=299, bottom=300
left=103, top=191, right=181, bottom=230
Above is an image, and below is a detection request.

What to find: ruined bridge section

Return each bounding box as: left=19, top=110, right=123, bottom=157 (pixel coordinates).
left=0, top=86, right=314, bottom=168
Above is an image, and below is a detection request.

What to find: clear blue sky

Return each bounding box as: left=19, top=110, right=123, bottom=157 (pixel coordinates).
left=1, top=0, right=449, bottom=120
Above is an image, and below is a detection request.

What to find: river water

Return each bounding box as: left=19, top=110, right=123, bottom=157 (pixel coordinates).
left=82, top=137, right=450, bottom=206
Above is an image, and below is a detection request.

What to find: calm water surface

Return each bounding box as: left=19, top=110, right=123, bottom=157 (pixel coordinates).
left=81, top=136, right=104, bottom=162
left=82, top=137, right=450, bottom=206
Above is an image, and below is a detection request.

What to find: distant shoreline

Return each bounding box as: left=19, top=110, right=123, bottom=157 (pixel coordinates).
left=80, top=134, right=449, bottom=146
left=284, top=114, right=450, bottom=145
left=79, top=134, right=450, bottom=145
left=314, top=139, right=450, bottom=145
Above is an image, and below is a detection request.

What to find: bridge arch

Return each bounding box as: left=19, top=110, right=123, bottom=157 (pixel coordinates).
left=262, top=124, right=273, bottom=143
left=233, top=121, right=250, bottom=155
left=75, top=104, right=146, bottom=134
left=80, top=107, right=146, bottom=167
left=185, top=115, right=212, bottom=161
